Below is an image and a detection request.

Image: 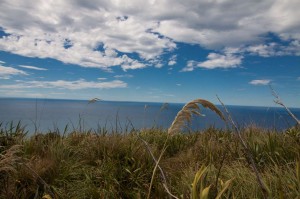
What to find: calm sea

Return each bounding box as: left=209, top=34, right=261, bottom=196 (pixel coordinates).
left=0, top=98, right=299, bottom=134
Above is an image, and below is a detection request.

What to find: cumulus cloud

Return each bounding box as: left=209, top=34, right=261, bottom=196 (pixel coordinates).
left=235, top=41, right=300, bottom=57
left=246, top=43, right=279, bottom=57
left=168, top=55, right=177, bottom=66
left=0, top=64, right=28, bottom=79
left=0, top=0, right=175, bottom=70
left=182, top=52, right=242, bottom=71
left=19, top=65, right=47, bottom=71
left=0, top=34, right=147, bottom=71
left=0, top=0, right=300, bottom=71
left=181, top=39, right=300, bottom=71
left=249, top=79, right=271, bottom=85
left=168, top=60, right=176, bottom=66
left=154, top=0, right=300, bottom=48
left=120, top=57, right=146, bottom=70
left=198, top=53, right=243, bottom=69
left=181, top=61, right=197, bottom=72
left=0, top=79, right=127, bottom=89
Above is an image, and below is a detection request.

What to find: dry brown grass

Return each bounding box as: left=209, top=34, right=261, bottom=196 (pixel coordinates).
left=0, top=145, right=23, bottom=198
left=0, top=145, right=22, bottom=175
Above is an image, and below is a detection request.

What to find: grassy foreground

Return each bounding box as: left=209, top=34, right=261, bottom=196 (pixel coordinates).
left=0, top=122, right=300, bottom=199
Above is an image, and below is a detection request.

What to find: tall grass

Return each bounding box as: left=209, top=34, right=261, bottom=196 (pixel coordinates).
left=0, top=122, right=299, bottom=198
left=0, top=96, right=299, bottom=198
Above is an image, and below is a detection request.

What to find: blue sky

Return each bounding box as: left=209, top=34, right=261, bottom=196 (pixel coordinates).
left=0, top=0, right=300, bottom=107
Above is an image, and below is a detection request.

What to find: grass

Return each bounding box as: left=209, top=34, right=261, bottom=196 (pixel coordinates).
left=0, top=122, right=299, bottom=198
left=0, top=97, right=300, bottom=198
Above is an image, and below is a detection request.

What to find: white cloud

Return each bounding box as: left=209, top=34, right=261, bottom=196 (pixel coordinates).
left=114, top=74, right=133, bottom=78
left=168, top=55, right=177, bottom=66
left=198, top=53, right=242, bottom=69
left=279, top=40, right=300, bottom=56
left=0, top=79, right=127, bottom=90
left=19, top=65, right=47, bottom=71
left=0, top=89, right=45, bottom=98
left=181, top=61, right=197, bottom=72
left=0, top=1, right=175, bottom=70
left=153, top=0, right=300, bottom=49
left=0, top=64, right=28, bottom=79
left=147, top=59, right=164, bottom=68
left=0, top=35, right=146, bottom=71
left=168, top=60, right=176, bottom=66
left=246, top=43, right=278, bottom=57
left=120, top=58, right=146, bottom=70
left=238, top=41, right=300, bottom=57
left=0, top=0, right=299, bottom=72
left=154, top=63, right=163, bottom=68
left=182, top=52, right=242, bottom=71
left=249, top=79, right=271, bottom=85
left=97, top=77, right=107, bottom=80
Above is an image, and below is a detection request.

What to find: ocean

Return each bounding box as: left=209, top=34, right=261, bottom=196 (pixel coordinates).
left=0, top=98, right=299, bottom=134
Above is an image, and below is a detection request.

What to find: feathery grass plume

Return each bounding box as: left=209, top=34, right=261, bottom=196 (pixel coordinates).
left=168, top=99, right=225, bottom=135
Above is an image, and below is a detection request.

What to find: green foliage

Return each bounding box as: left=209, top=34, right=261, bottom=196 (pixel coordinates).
left=191, top=165, right=233, bottom=199
left=0, top=123, right=300, bottom=198
left=191, top=165, right=210, bottom=199
left=0, top=121, right=27, bottom=152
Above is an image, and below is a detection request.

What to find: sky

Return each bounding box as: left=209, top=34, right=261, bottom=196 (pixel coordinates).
left=0, top=0, right=300, bottom=107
